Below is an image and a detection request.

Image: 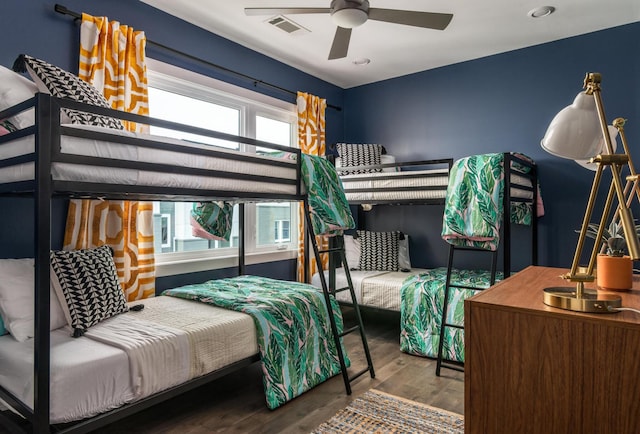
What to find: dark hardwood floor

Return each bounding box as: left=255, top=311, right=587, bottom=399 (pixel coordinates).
left=88, top=308, right=464, bottom=433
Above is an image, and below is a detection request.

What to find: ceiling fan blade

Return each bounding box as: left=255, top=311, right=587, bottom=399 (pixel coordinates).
left=328, top=27, right=352, bottom=60
left=368, top=9, right=453, bottom=30
left=245, top=8, right=330, bottom=16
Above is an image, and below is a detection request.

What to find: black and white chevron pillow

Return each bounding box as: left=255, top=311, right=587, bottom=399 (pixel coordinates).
left=356, top=230, right=400, bottom=271
left=336, top=143, right=383, bottom=174
left=16, top=54, right=124, bottom=130
left=50, top=245, right=128, bottom=337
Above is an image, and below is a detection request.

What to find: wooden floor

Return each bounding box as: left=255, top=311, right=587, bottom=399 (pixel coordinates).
left=87, top=308, right=464, bottom=433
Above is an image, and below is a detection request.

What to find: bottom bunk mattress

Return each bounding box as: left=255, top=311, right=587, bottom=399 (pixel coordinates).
left=0, top=296, right=258, bottom=424
left=400, top=268, right=502, bottom=362
left=311, top=268, right=428, bottom=311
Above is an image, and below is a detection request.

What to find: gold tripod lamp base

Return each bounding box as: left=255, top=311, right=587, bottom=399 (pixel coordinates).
left=543, top=285, right=621, bottom=313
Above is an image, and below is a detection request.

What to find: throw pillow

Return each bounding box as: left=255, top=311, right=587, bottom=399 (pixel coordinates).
left=398, top=233, right=412, bottom=270
left=336, top=143, right=383, bottom=174
left=0, top=64, right=38, bottom=129
left=356, top=230, right=400, bottom=271
left=347, top=231, right=411, bottom=271
left=15, top=54, right=124, bottom=130
left=343, top=234, right=361, bottom=269
left=50, top=245, right=128, bottom=337
left=0, top=258, right=67, bottom=342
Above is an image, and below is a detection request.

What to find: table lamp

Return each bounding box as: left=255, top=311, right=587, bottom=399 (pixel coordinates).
left=540, top=72, right=640, bottom=313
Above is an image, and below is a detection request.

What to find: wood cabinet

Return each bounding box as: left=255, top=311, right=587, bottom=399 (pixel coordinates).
left=464, top=266, right=640, bottom=434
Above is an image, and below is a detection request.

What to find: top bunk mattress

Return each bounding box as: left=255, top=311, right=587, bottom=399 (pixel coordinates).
left=0, top=123, right=299, bottom=198
left=336, top=153, right=538, bottom=206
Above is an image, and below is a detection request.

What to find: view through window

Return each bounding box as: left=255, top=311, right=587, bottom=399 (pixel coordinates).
left=146, top=64, right=297, bottom=272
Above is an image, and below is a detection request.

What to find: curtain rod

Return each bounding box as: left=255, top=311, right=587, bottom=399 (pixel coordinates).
left=54, top=4, right=341, bottom=112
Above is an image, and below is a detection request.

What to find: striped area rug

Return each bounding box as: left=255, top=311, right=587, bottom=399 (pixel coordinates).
left=311, top=389, right=464, bottom=433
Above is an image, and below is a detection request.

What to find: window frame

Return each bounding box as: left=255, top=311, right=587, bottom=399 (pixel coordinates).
left=146, top=59, right=299, bottom=277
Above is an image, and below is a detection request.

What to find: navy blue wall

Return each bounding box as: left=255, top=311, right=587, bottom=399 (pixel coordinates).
left=343, top=23, right=640, bottom=271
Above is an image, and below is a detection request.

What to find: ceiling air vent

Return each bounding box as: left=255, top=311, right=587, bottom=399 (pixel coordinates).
left=265, top=15, right=310, bottom=35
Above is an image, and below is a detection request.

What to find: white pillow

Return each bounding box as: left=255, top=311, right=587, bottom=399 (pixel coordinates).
left=398, top=235, right=411, bottom=270
left=0, top=258, right=67, bottom=342
left=344, top=235, right=361, bottom=269
left=0, top=65, right=37, bottom=129
left=343, top=232, right=412, bottom=270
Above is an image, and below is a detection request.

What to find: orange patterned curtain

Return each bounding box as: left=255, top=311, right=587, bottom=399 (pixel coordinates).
left=63, top=13, right=155, bottom=301
left=296, top=91, right=327, bottom=282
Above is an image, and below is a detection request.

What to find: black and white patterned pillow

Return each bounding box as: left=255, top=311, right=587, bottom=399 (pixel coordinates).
left=356, top=230, right=400, bottom=271
left=50, top=245, right=128, bottom=337
left=15, top=54, right=124, bottom=130
left=336, top=143, right=383, bottom=174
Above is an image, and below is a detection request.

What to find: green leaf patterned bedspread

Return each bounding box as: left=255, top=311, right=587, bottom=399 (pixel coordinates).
left=400, top=268, right=502, bottom=362
left=301, top=153, right=355, bottom=236
left=163, top=275, right=347, bottom=409
left=441, top=153, right=539, bottom=251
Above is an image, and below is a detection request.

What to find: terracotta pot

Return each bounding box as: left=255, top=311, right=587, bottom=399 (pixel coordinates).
left=596, top=254, right=632, bottom=292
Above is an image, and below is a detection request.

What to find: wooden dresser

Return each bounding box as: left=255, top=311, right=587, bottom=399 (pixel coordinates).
left=464, top=266, right=640, bottom=434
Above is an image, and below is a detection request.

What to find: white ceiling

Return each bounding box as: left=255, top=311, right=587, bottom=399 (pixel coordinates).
left=141, top=0, right=639, bottom=89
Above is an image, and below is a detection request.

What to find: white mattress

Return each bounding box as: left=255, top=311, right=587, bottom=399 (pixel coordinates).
left=0, top=296, right=258, bottom=424
left=340, top=169, right=534, bottom=203
left=0, top=125, right=297, bottom=195
left=0, top=328, right=133, bottom=424
left=312, top=268, right=427, bottom=311
left=340, top=168, right=449, bottom=203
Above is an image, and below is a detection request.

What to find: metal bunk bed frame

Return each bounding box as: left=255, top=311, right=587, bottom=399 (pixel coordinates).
left=0, top=93, right=372, bottom=433
left=436, top=152, right=539, bottom=375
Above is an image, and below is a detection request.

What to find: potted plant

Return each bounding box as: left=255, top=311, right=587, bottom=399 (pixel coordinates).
left=583, top=220, right=635, bottom=291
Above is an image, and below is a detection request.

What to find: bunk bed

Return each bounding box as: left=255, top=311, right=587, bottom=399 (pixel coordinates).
left=315, top=145, right=541, bottom=362
left=0, top=84, right=359, bottom=433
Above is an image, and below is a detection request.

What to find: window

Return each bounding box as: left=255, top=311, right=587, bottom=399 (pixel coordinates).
left=146, top=59, right=298, bottom=276
left=274, top=219, right=291, bottom=243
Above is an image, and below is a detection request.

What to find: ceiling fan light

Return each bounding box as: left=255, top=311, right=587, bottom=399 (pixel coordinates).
left=332, top=8, right=368, bottom=28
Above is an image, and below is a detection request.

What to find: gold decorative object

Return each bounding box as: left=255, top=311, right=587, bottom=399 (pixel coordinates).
left=540, top=73, right=640, bottom=313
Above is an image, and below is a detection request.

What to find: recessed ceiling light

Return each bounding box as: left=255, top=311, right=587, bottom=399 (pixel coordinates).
left=528, top=6, right=555, bottom=18
left=353, top=58, right=371, bottom=66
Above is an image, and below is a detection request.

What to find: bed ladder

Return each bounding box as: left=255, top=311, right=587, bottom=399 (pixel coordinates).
left=435, top=244, right=498, bottom=376
left=304, top=209, right=375, bottom=395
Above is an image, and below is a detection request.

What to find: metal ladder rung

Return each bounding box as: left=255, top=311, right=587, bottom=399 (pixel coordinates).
left=438, top=360, right=464, bottom=373
left=333, top=286, right=351, bottom=293
left=448, top=283, right=489, bottom=291
left=441, top=322, right=463, bottom=330
left=339, top=325, right=361, bottom=338
left=349, top=366, right=372, bottom=382
left=317, top=247, right=344, bottom=254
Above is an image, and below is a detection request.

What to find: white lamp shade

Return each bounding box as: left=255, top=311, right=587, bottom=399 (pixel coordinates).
left=540, top=91, right=602, bottom=160
left=575, top=125, right=619, bottom=170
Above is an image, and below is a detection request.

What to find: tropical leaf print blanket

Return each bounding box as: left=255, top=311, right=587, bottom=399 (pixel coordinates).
left=441, top=153, right=542, bottom=251
left=400, top=268, right=502, bottom=362
left=441, top=153, right=505, bottom=251
left=301, top=153, right=355, bottom=236
left=163, top=275, right=347, bottom=409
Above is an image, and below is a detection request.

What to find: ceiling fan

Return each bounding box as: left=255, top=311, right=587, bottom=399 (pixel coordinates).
left=245, top=0, right=453, bottom=60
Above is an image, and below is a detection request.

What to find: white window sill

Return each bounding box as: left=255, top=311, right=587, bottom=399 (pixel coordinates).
left=155, top=249, right=298, bottom=277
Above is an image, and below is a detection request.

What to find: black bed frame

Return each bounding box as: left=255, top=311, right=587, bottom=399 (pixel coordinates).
left=335, top=152, right=538, bottom=277
left=0, top=93, right=307, bottom=433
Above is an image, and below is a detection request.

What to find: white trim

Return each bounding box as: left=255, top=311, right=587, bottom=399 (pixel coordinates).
left=146, top=58, right=296, bottom=113
left=155, top=249, right=298, bottom=277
